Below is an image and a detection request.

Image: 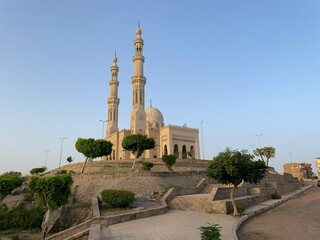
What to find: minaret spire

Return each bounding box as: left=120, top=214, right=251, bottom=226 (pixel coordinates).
left=130, top=25, right=146, bottom=133
left=106, top=53, right=120, bottom=137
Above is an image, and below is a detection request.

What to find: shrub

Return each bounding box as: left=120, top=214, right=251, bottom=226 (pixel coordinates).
left=141, top=161, right=154, bottom=171
left=0, top=205, right=45, bottom=231
left=162, top=154, right=176, bottom=171
left=101, top=189, right=135, bottom=208
left=237, top=205, right=245, bottom=215
left=271, top=192, right=282, bottom=199
left=0, top=173, right=23, bottom=198
left=57, top=170, right=68, bottom=175
left=0, top=203, right=8, bottom=213
left=199, top=223, right=221, bottom=240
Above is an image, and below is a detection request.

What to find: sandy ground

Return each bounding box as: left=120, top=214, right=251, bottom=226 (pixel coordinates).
left=238, top=181, right=319, bottom=240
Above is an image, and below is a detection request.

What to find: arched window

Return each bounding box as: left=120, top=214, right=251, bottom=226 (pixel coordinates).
left=135, top=89, right=138, bottom=104
left=140, top=89, right=142, bottom=104
left=174, top=144, right=179, bottom=158
left=112, top=150, right=115, bottom=160
left=182, top=145, right=187, bottom=159
left=163, top=145, right=168, bottom=156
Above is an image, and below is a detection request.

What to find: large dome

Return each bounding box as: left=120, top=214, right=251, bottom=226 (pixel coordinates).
left=145, top=107, right=164, bottom=129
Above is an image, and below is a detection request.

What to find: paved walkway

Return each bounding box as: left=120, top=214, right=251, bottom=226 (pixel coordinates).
left=103, top=184, right=312, bottom=240
left=105, top=210, right=236, bottom=240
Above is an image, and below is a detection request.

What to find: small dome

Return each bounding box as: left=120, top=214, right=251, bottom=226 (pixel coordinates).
left=136, top=26, right=142, bottom=35
left=113, top=55, right=118, bottom=63
left=145, top=107, right=164, bottom=129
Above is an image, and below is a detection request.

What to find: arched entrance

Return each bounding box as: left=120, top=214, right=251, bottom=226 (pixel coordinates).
left=173, top=144, right=179, bottom=158
left=182, top=145, right=187, bottom=159
left=163, top=145, right=168, bottom=156
left=190, top=146, right=195, bottom=159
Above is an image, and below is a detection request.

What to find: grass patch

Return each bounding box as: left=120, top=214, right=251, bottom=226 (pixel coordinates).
left=70, top=201, right=91, bottom=209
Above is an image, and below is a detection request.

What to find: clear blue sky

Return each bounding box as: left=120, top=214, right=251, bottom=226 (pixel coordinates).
left=1, top=0, right=319, bottom=175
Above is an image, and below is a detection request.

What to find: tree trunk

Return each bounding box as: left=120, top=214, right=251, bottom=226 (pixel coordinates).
left=266, top=158, right=269, bottom=167
left=230, top=184, right=239, bottom=217
left=131, top=152, right=138, bottom=169
left=41, top=208, right=52, bottom=239
left=81, top=157, right=88, bottom=174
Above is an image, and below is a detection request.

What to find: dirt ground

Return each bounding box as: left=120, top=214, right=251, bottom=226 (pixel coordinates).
left=238, top=182, right=319, bottom=240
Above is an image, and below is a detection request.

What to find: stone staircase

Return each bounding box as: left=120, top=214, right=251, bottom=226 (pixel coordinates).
left=169, top=172, right=303, bottom=214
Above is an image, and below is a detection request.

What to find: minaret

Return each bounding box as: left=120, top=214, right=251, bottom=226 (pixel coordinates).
left=130, top=24, right=146, bottom=133
left=106, top=53, right=120, bottom=137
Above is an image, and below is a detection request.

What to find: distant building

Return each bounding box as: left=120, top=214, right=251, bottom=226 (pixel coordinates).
left=283, top=162, right=314, bottom=179
left=315, top=157, right=320, bottom=177
left=105, top=26, right=200, bottom=160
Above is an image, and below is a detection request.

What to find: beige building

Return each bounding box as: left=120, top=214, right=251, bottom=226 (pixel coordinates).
left=315, top=157, right=320, bottom=177
left=283, top=162, right=314, bottom=179
left=105, top=26, right=200, bottom=161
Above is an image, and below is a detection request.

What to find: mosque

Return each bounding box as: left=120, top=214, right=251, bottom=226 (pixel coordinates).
left=105, top=26, right=200, bottom=160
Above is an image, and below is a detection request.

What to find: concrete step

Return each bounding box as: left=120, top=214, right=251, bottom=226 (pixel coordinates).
left=169, top=194, right=210, bottom=212
left=208, top=195, right=261, bottom=214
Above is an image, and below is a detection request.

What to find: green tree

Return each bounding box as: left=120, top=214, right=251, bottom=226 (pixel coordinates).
left=121, top=134, right=155, bottom=169
left=28, top=173, right=73, bottom=239
left=75, top=138, right=113, bottom=173
left=253, top=146, right=276, bottom=167
left=0, top=172, right=23, bottom=198
left=162, top=154, right=177, bottom=171
left=30, top=167, right=47, bottom=175
left=66, top=156, right=73, bottom=163
left=206, top=148, right=267, bottom=217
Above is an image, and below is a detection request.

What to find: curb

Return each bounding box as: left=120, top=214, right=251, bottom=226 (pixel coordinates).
left=232, top=184, right=313, bottom=240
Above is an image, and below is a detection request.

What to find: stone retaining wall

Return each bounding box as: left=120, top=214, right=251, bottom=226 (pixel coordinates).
left=72, top=171, right=206, bottom=202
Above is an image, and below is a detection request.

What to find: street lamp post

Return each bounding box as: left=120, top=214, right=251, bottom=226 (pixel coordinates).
left=44, top=150, right=50, bottom=168
left=255, top=134, right=262, bottom=147
left=99, top=120, right=108, bottom=139
left=200, top=121, right=205, bottom=159
left=59, top=137, right=67, bottom=169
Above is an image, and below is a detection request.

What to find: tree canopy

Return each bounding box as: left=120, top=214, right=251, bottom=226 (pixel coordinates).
left=121, top=134, right=155, bottom=168
left=253, top=146, right=276, bottom=167
left=206, top=148, right=267, bottom=216
left=75, top=138, right=113, bottom=173
left=30, top=167, right=47, bottom=175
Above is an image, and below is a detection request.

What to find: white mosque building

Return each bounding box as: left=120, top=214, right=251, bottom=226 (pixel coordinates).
left=105, top=26, right=200, bottom=161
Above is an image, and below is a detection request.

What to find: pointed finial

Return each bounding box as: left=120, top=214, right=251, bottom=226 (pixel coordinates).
left=150, top=99, right=152, bottom=108
left=136, top=21, right=142, bottom=36
left=113, top=50, right=118, bottom=63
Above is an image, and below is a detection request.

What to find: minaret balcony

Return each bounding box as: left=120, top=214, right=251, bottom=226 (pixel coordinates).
left=132, top=55, right=145, bottom=62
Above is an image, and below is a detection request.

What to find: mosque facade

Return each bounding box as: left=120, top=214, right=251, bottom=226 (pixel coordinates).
left=105, top=26, right=200, bottom=160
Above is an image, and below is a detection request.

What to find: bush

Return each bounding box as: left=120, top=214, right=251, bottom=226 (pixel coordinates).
left=141, top=161, right=154, bottom=171
left=199, top=223, right=221, bottom=240
left=237, top=205, right=245, bottom=215
left=0, top=173, right=23, bottom=198
left=271, top=192, right=282, bottom=199
left=0, top=205, right=45, bottom=231
left=101, top=189, right=135, bottom=208
left=57, top=170, right=68, bottom=175
left=162, top=154, right=176, bottom=171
